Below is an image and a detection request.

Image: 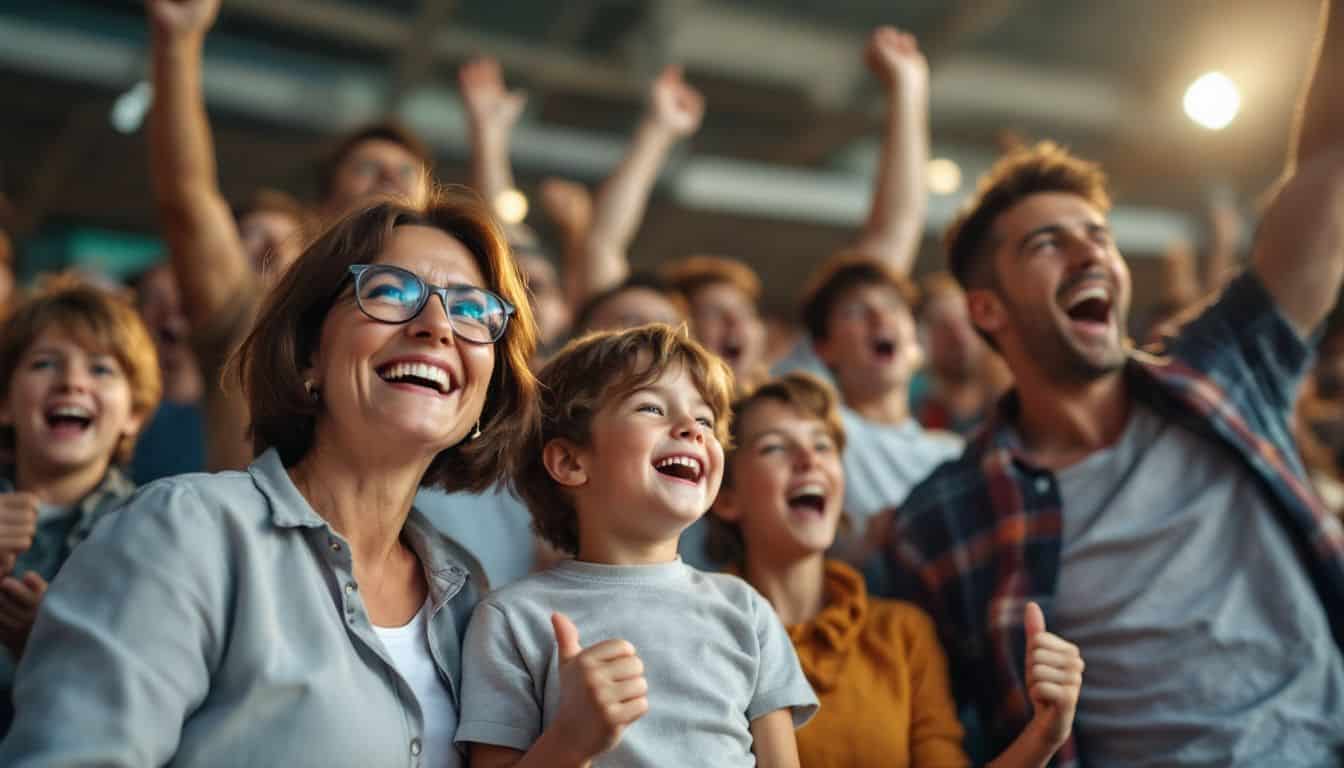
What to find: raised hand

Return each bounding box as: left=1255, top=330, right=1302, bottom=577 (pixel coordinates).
left=539, top=178, right=594, bottom=238
left=0, top=492, right=39, bottom=575
left=648, top=65, right=705, bottom=138
left=1023, top=602, right=1084, bottom=751
left=865, top=26, right=928, bottom=96
left=146, top=0, right=222, bottom=41
left=0, top=571, right=47, bottom=658
left=550, top=612, right=649, bottom=761
left=459, top=57, right=528, bottom=135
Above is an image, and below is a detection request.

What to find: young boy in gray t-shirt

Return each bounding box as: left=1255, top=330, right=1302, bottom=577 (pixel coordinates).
left=457, top=325, right=817, bottom=768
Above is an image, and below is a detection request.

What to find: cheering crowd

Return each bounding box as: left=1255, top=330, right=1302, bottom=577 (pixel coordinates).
left=0, top=0, right=1342, bottom=765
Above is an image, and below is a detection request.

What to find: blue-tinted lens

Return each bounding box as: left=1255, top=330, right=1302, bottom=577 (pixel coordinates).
left=448, top=288, right=506, bottom=342
left=358, top=266, right=423, bottom=321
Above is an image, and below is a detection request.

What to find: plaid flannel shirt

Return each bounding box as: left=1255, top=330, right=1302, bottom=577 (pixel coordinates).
left=880, top=271, right=1344, bottom=767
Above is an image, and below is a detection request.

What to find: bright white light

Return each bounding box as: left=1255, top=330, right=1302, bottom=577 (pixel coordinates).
left=110, top=80, right=154, bottom=134
left=1183, top=72, right=1240, bottom=131
left=494, top=188, right=529, bottom=224
left=927, top=157, right=962, bottom=196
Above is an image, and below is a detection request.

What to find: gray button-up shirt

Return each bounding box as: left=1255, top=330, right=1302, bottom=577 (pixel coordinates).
left=0, top=448, right=484, bottom=767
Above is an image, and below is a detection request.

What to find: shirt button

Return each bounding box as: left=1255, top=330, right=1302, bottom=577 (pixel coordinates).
left=1034, top=477, right=1051, bottom=494
left=330, top=540, right=342, bottom=552
left=345, top=582, right=357, bottom=595
left=410, top=738, right=422, bottom=756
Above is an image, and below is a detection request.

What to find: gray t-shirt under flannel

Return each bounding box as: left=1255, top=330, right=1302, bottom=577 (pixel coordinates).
left=1053, top=404, right=1344, bottom=767
left=456, top=558, right=817, bottom=766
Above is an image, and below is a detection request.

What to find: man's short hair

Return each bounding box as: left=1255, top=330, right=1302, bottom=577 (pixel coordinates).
left=944, top=141, right=1111, bottom=291
left=706, top=371, right=845, bottom=566
left=799, top=251, right=918, bottom=342
left=515, top=323, right=734, bottom=556
left=317, top=120, right=434, bottom=204
left=661, top=255, right=762, bottom=306
left=0, top=274, right=162, bottom=464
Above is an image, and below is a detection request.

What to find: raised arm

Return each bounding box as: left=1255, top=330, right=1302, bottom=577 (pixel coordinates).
left=459, top=57, right=528, bottom=213
left=850, top=27, right=929, bottom=277
left=1252, top=0, right=1344, bottom=337
left=576, top=65, right=704, bottom=303
left=147, top=0, right=250, bottom=329
left=539, top=178, right=595, bottom=312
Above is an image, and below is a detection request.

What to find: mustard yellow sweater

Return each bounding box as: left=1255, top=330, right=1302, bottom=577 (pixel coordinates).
left=788, top=560, right=969, bottom=768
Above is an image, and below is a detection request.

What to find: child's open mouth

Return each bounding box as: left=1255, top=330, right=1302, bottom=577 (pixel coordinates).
left=786, top=483, right=827, bottom=519
left=653, top=455, right=704, bottom=484
left=872, top=339, right=896, bottom=363
left=45, top=405, right=93, bottom=437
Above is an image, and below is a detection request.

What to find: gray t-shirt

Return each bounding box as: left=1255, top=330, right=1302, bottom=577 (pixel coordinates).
left=416, top=486, right=537, bottom=590
left=837, top=406, right=962, bottom=559
left=1053, top=404, right=1344, bottom=767
left=456, top=559, right=818, bottom=766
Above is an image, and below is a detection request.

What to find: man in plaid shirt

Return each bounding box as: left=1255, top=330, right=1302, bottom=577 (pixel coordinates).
left=879, top=3, right=1344, bottom=765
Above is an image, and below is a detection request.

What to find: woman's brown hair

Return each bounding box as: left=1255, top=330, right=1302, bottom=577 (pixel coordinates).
left=234, top=188, right=539, bottom=492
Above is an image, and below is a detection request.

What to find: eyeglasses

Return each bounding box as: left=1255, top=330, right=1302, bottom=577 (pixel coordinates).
left=347, top=264, right=515, bottom=344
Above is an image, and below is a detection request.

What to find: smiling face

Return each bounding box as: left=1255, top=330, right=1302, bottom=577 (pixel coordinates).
left=973, top=192, right=1131, bottom=382
left=306, top=225, right=495, bottom=462
left=2, top=328, right=143, bottom=482
left=814, top=281, right=923, bottom=400
left=715, top=398, right=844, bottom=564
left=688, top=282, right=766, bottom=386
left=567, top=362, right=725, bottom=552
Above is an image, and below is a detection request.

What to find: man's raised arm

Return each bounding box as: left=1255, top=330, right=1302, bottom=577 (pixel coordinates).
left=1252, top=0, right=1344, bottom=338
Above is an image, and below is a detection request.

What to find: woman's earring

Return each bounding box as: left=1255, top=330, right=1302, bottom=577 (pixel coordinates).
left=470, top=420, right=482, bottom=440
left=304, top=379, right=320, bottom=402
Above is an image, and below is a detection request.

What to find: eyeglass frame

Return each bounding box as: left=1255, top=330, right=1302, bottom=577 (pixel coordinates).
left=344, top=263, right=516, bottom=344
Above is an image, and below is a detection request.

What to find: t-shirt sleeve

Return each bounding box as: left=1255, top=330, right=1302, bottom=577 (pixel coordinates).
left=746, top=590, right=819, bottom=728
left=455, top=601, right=545, bottom=751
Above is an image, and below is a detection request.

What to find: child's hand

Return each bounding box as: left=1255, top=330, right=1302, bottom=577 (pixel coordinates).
left=550, top=612, right=648, bottom=761
left=1022, top=602, right=1084, bottom=752
left=0, top=492, right=39, bottom=574
left=0, top=572, right=48, bottom=658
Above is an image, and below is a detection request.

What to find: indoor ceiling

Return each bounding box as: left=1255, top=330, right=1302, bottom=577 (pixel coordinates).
left=0, top=0, right=1325, bottom=310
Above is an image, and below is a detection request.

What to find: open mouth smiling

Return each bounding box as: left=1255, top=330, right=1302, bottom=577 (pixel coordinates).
left=653, top=454, right=705, bottom=484
left=376, top=361, right=457, bottom=395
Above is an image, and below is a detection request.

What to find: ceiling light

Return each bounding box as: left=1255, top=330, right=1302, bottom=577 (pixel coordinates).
left=927, top=157, right=962, bottom=196
left=1183, top=72, right=1240, bottom=131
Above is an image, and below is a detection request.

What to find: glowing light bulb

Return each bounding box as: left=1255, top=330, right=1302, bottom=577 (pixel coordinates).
left=494, top=188, right=529, bottom=224
left=927, top=157, right=962, bottom=196
left=1183, top=72, right=1240, bottom=131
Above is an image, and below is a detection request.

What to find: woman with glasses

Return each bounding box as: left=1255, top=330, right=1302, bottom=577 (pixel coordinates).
left=0, top=192, right=538, bottom=767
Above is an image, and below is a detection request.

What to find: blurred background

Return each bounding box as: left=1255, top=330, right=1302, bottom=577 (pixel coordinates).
left=0, top=0, right=1324, bottom=319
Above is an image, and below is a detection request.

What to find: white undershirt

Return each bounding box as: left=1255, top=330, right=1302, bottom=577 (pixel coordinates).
left=373, top=600, right=460, bottom=768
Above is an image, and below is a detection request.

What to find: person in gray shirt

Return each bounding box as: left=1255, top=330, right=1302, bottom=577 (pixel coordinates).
left=0, top=192, right=540, bottom=767
left=882, top=5, right=1344, bottom=763
left=461, top=325, right=817, bottom=768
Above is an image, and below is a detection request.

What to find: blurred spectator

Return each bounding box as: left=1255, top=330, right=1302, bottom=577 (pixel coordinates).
left=912, top=272, right=1010, bottom=435
left=573, top=273, right=687, bottom=335
left=0, top=228, right=14, bottom=318
left=0, top=276, right=160, bottom=733
left=127, top=264, right=204, bottom=483
left=663, top=255, right=768, bottom=393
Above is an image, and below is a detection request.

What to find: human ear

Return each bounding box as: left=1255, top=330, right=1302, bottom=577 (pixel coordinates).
left=967, top=289, right=1006, bottom=337
left=542, top=438, right=588, bottom=488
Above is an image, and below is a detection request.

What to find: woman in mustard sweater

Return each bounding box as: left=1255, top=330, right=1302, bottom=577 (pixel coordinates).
left=707, top=373, right=1084, bottom=768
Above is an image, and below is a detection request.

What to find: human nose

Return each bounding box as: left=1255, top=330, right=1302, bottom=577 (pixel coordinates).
left=405, top=291, right=458, bottom=347
left=57, top=363, right=92, bottom=392
left=672, top=412, right=706, bottom=443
